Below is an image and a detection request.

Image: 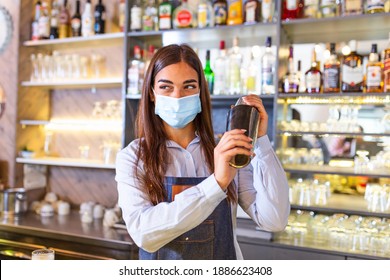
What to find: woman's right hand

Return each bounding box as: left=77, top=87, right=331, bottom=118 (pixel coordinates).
left=214, top=129, right=253, bottom=190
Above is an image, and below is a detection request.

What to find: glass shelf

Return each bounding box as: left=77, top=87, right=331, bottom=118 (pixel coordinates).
left=281, top=13, right=390, bottom=43
left=283, top=164, right=390, bottom=179
left=277, top=93, right=390, bottom=105
left=290, top=193, right=390, bottom=219
left=21, top=77, right=123, bottom=89
left=16, top=157, right=115, bottom=169
left=278, top=130, right=390, bottom=138
left=23, top=32, right=124, bottom=47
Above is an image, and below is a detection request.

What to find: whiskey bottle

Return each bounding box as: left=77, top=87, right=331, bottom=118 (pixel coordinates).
left=342, top=0, right=363, bottom=15
left=282, top=0, right=304, bottom=20
left=119, top=0, right=126, bottom=31
left=305, top=48, right=322, bottom=93
left=320, top=0, right=339, bottom=18
left=38, top=1, right=50, bottom=39
left=323, top=43, right=341, bottom=93
left=94, top=0, right=106, bottom=34
left=227, top=0, right=243, bottom=25
left=213, top=0, right=228, bottom=25
left=49, top=0, right=59, bottom=39
left=158, top=0, right=173, bottom=30
left=71, top=0, right=82, bottom=37
left=244, top=0, right=261, bottom=24
left=341, top=40, right=363, bottom=92
left=143, top=0, right=158, bottom=31
left=130, top=0, right=142, bottom=31
left=197, top=0, right=214, bottom=28
left=58, top=0, right=70, bottom=39
left=283, top=46, right=299, bottom=93
left=261, top=0, right=275, bottom=22
left=31, top=1, right=42, bottom=41
left=384, top=32, right=390, bottom=92
left=173, top=0, right=197, bottom=29
left=128, top=46, right=145, bottom=95
left=366, top=44, right=384, bottom=93
left=365, top=0, right=385, bottom=13
left=304, top=0, right=320, bottom=18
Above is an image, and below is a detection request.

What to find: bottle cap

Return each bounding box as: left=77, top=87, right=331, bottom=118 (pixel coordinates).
left=265, top=36, right=272, bottom=48
left=219, top=40, right=225, bottom=50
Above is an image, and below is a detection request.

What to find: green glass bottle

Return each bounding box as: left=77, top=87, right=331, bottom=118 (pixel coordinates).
left=204, top=50, right=214, bottom=94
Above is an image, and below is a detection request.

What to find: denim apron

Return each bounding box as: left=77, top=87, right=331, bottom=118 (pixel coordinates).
left=139, top=176, right=237, bottom=260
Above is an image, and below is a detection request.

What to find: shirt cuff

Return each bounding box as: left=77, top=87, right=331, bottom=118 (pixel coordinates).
left=198, top=175, right=227, bottom=205
left=254, top=135, right=273, bottom=158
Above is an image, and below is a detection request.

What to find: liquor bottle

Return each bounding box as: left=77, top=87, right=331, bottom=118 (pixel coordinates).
left=158, top=0, right=173, bottom=30
left=38, top=1, right=50, bottom=39
left=341, top=40, right=363, bottom=92
left=261, top=0, right=275, bottom=23
left=261, top=36, right=276, bottom=95
left=304, top=0, right=319, bottom=18
left=214, top=40, right=228, bottom=95
left=228, top=36, right=243, bottom=94
left=144, top=44, right=156, bottom=71
left=323, top=43, right=341, bottom=93
left=31, top=1, right=42, bottom=41
left=342, top=0, right=363, bottom=15
left=245, top=51, right=259, bottom=94
left=49, top=0, right=59, bottom=39
left=244, top=0, right=260, bottom=24
left=384, top=32, right=390, bottom=92
left=130, top=0, right=142, bottom=31
left=71, top=0, right=82, bottom=37
left=204, top=50, right=215, bottom=94
left=119, top=0, right=126, bottom=32
left=94, top=0, right=106, bottom=34
left=142, top=0, right=158, bottom=31
left=366, top=0, right=385, bottom=13
left=173, top=0, right=197, bottom=29
left=282, top=0, right=304, bottom=20
left=197, top=0, right=214, bottom=28
left=213, top=0, right=228, bottom=26
left=58, top=0, right=70, bottom=39
left=283, top=46, right=299, bottom=93
left=128, top=46, right=145, bottom=95
left=320, top=0, right=339, bottom=18
left=305, top=48, right=322, bottom=93
left=365, top=44, right=384, bottom=93
left=297, top=60, right=306, bottom=93
left=227, top=0, right=243, bottom=25
left=82, top=0, right=94, bottom=37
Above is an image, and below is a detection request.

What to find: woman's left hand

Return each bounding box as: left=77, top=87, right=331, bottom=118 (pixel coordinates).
left=241, top=95, right=268, bottom=138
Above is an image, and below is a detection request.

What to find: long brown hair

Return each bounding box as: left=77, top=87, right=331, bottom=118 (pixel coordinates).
left=135, top=44, right=236, bottom=205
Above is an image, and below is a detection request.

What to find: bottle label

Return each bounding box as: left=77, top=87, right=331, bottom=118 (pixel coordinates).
left=324, top=66, right=340, bottom=90
left=38, top=17, right=50, bottom=38
left=262, top=0, right=272, bottom=20
left=159, top=5, right=172, bottom=29
left=71, top=18, right=81, bottom=30
left=367, top=0, right=385, bottom=10
left=287, top=0, right=298, bottom=10
left=384, top=56, right=390, bottom=91
left=366, top=65, right=382, bottom=87
left=245, top=2, right=257, bottom=23
left=131, top=7, right=142, bottom=30
left=306, top=73, right=321, bottom=89
left=32, top=22, right=39, bottom=40
left=176, top=10, right=192, bottom=27
left=214, top=3, right=227, bottom=25
left=345, top=0, right=362, bottom=11
left=198, top=4, right=208, bottom=28
left=342, top=64, right=363, bottom=85
left=262, top=66, right=274, bottom=87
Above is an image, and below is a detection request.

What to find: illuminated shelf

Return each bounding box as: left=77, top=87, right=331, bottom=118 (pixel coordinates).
left=290, top=193, right=390, bottom=219
left=16, top=157, right=115, bottom=169
left=277, top=93, right=390, bottom=105
left=277, top=130, right=390, bottom=138
left=283, top=164, right=390, bottom=179
left=23, top=32, right=124, bottom=47
left=21, top=77, right=123, bottom=89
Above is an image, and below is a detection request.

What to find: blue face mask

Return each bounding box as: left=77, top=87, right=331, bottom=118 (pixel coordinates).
left=154, top=93, right=202, bottom=129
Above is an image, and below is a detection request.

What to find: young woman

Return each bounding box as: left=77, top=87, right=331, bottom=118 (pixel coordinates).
left=115, top=44, right=289, bottom=260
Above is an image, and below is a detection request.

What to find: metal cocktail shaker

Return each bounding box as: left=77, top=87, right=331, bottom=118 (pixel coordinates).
left=226, top=97, right=260, bottom=169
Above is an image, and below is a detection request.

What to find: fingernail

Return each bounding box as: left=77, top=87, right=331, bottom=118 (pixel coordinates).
left=241, top=129, right=247, bottom=132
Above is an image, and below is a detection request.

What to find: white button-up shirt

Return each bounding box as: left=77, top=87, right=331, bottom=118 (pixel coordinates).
left=115, top=135, right=290, bottom=259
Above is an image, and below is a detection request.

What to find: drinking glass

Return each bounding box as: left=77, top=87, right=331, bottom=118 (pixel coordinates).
left=32, top=249, right=55, bottom=260
left=226, top=97, right=260, bottom=169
